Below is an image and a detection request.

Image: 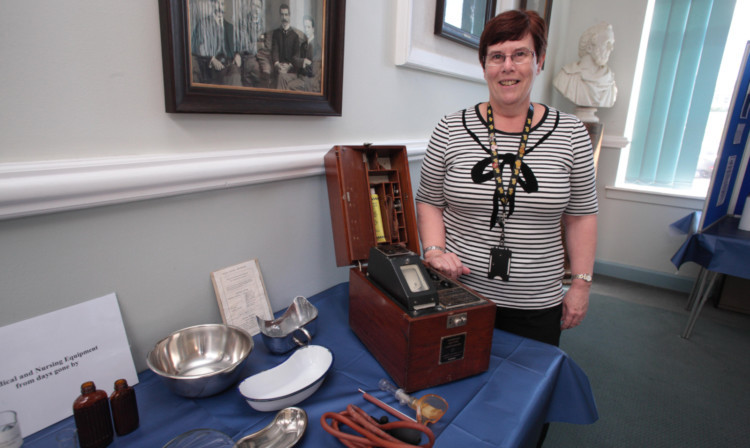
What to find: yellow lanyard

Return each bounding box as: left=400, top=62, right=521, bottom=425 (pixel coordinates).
left=486, top=103, right=534, bottom=230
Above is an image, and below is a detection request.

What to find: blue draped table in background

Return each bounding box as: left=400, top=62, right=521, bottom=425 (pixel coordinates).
left=23, top=282, right=598, bottom=448
left=671, top=213, right=750, bottom=338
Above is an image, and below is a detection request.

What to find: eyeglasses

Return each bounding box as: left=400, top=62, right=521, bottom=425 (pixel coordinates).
left=485, top=49, right=536, bottom=66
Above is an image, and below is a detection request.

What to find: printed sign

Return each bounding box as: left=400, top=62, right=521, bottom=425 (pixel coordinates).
left=0, top=293, right=137, bottom=437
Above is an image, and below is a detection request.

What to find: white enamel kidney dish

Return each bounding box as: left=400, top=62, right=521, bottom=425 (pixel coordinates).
left=238, top=345, right=333, bottom=412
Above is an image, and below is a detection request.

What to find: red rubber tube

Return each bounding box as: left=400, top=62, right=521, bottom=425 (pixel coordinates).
left=321, top=404, right=435, bottom=448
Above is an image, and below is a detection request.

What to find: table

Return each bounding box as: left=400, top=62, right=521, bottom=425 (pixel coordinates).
left=671, top=214, right=750, bottom=338
left=23, top=282, right=598, bottom=448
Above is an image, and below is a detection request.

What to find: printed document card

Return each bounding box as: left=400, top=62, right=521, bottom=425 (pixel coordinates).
left=211, top=259, right=273, bottom=336
left=0, top=293, right=138, bottom=437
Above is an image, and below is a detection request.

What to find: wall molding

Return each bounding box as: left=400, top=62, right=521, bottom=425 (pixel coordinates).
left=0, top=140, right=429, bottom=221
left=0, top=132, right=625, bottom=221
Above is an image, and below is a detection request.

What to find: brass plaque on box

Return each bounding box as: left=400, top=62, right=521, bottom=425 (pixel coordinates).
left=439, top=333, right=466, bottom=364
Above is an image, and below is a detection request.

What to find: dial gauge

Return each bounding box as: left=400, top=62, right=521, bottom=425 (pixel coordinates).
left=400, top=264, right=429, bottom=292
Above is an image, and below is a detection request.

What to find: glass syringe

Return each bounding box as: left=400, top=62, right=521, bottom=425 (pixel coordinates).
left=378, top=378, right=448, bottom=424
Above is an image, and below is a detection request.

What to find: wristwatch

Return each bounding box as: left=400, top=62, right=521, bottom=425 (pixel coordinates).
left=572, top=273, right=593, bottom=282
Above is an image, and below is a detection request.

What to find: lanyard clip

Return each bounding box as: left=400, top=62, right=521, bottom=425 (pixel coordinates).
left=498, top=211, right=507, bottom=246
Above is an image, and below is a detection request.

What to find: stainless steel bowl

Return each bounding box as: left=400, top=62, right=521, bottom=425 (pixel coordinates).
left=147, top=324, right=253, bottom=398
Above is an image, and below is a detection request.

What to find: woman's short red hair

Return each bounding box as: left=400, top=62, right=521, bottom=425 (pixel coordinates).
left=479, top=9, right=548, bottom=68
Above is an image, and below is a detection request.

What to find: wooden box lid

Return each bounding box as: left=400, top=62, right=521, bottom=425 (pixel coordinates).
left=324, top=145, right=420, bottom=267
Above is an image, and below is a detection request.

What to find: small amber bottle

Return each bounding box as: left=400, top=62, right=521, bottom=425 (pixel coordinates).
left=73, top=381, right=114, bottom=448
left=110, top=378, right=139, bottom=436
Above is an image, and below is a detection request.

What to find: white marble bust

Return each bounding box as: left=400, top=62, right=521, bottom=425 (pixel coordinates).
left=554, top=22, right=618, bottom=108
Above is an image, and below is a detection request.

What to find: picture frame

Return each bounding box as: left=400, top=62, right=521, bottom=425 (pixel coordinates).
left=520, top=0, right=552, bottom=26
left=158, top=0, right=346, bottom=115
left=434, top=0, right=498, bottom=49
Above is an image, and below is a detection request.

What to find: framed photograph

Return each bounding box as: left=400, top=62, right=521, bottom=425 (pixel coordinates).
left=434, top=0, right=498, bottom=49
left=158, top=0, right=346, bottom=115
left=520, top=0, right=552, bottom=25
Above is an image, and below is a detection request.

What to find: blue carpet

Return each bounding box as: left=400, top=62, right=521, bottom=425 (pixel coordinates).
left=546, top=293, right=750, bottom=447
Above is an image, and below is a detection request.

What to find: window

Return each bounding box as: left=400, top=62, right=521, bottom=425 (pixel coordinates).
left=620, top=0, right=749, bottom=197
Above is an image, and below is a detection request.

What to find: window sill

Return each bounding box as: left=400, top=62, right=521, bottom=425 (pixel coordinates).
left=605, top=184, right=706, bottom=209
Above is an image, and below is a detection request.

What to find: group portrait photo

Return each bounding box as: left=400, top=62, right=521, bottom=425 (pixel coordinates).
left=189, top=0, right=325, bottom=93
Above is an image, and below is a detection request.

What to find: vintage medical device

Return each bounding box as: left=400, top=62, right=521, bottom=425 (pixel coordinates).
left=324, top=144, right=495, bottom=392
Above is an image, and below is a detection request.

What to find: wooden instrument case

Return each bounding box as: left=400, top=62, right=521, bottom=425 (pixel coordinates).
left=324, top=144, right=495, bottom=392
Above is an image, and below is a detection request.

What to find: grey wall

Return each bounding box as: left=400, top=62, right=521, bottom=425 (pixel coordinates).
left=0, top=0, right=703, bottom=372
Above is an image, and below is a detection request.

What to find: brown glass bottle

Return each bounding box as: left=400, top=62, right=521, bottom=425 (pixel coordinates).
left=110, top=379, right=139, bottom=436
left=73, top=381, right=114, bottom=448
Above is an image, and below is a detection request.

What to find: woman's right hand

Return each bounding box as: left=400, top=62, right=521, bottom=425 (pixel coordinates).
left=424, top=251, right=470, bottom=280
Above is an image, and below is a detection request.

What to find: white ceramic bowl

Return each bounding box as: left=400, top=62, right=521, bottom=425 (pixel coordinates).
left=238, top=345, right=333, bottom=412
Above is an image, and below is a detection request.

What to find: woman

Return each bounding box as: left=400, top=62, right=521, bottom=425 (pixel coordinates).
left=416, top=10, right=598, bottom=347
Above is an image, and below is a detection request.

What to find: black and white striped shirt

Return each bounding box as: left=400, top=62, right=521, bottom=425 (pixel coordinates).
left=416, top=103, right=598, bottom=309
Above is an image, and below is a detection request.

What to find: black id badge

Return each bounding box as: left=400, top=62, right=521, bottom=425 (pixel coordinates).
left=488, top=247, right=512, bottom=281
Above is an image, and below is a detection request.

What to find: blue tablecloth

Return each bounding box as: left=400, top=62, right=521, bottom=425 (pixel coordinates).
left=669, top=210, right=701, bottom=235
left=23, top=282, right=598, bottom=448
left=671, top=215, right=750, bottom=280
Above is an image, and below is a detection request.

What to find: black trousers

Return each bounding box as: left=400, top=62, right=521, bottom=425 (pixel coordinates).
left=494, top=304, right=563, bottom=447
left=494, top=304, right=563, bottom=346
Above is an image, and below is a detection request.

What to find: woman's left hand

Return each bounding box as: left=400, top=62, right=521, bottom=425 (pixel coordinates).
left=561, top=284, right=589, bottom=329
left=424, top=251, right=470, bottom=280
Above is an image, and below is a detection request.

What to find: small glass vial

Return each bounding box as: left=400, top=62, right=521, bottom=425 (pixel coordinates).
left=73, top=381, right=113, bottom=448
left=109, top=379, right=139, bottom=436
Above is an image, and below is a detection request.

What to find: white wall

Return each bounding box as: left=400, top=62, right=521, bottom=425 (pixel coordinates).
left=0, top=0, right=488, bottom=162
left=0, top=0, right=701, bottom=372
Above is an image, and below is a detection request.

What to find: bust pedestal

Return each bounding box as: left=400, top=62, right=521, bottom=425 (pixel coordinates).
left=575, top=106, right=599, bottom=123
